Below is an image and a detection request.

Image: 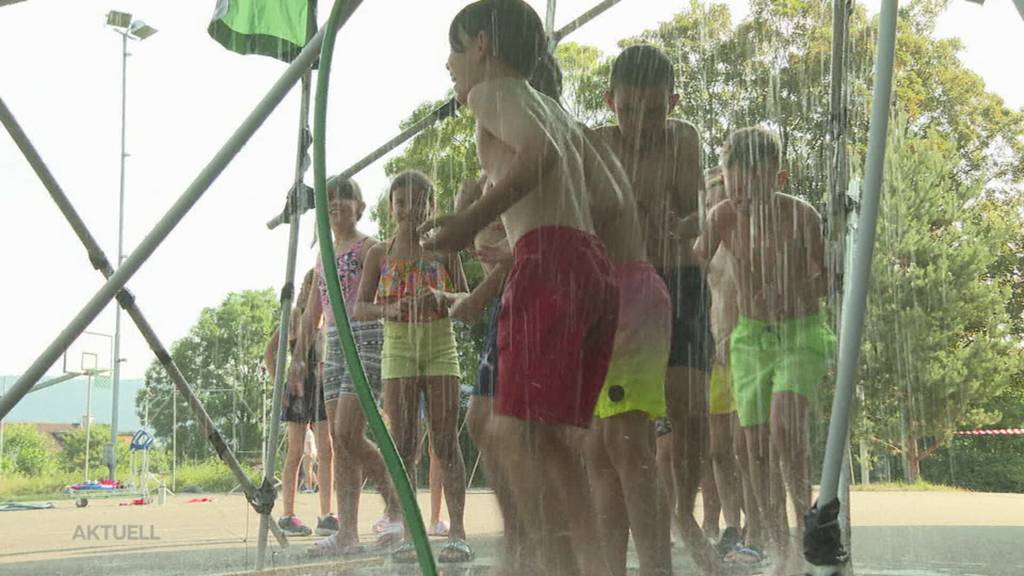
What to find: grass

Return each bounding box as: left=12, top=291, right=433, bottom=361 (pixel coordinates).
left=850, top=480, right=964, bottom=492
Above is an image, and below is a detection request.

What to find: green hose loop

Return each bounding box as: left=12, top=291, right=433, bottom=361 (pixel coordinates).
left=313, top=1, right=437, bottom=574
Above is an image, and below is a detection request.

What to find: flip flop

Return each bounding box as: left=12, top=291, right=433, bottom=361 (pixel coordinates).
left=725, top=544, right=768, bottom=567
left=307, top=536, right=366, bottom=558
left=428, top=520, right=450, bottom=537
left=391, top=541, right=419, bottom=564
left=438, top=537, right=475, bottom=563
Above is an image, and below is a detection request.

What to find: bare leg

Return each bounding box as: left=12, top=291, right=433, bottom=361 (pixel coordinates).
left=468, top=396, right=523, bottom=569
left=709, top=412, right=743, bottom=532
left=492, top=415, right=594, bottom=576
left=314, top=419, right=334, bottom=516
left=655, top=432, right=677, bottom=542
left=771, top=392, right=810, bottom=573
left=665, top=366, right=719, bottom=574
left=602, top=413, right=672, bottom=576
left=732, top=414, right=764, bottom=547
left=283, top=421, right=306, bottom=517
left=583, top=422, right=630, bottom=576
left=383, top=377, right=423, bottom=540
left=702, top=446, right=722, bottom=537
left=329, top=395, right=401, bottom=547
left=745, top=424, right=786, bottom=556
left=428, top=441, right=446, bottom=528
left=423, top=376, right=467, bottom=540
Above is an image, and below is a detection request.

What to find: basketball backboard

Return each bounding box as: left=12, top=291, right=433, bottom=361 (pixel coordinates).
left=63, top=331, right=113, bottom=375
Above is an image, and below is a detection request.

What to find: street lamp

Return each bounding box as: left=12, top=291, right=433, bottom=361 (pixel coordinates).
left=104, top=10, right=156, bottom=482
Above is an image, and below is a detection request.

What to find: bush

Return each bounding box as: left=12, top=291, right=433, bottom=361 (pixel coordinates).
left=0, top=423, right=59, bottom=477
left=922, top=436, right=1024, bottom=493
left=0, top=470, right=82, bottom=500
left=173, top=458, right=260, bottom=493
left=59, top=424, right=131, bottom=477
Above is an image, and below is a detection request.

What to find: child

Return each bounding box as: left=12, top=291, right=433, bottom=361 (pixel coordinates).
left=694, top=127, right=835, bottom=574
left=355, top=169, right=473, bottom=564
left=425, top=2, right=620, bottom=574
left=531, top=49, right=674, bottom=576
left=268, top=268, right=333, bottom=537
left=595, top=43, right=719, bottom=574
left=703, top=166, right=761, bottom=562
left=288, top=176, right=401, bottom=555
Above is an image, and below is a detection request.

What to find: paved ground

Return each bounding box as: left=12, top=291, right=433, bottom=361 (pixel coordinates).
left=0, top=489, right=1021, bottom=575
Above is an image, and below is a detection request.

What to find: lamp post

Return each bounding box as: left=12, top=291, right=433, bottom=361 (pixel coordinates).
left=104, top=10, right=156, bottom=481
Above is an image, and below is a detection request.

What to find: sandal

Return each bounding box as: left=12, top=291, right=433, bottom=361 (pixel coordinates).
left=438, top=537, right=475, bottom=563
left=428, top=520, right=450, bottom=537
left=307, top=536, right=366, bottom=558
left=375, top=523, right=403, bottom=548
left=724, top=544, right=767, bottom=567
left=391, top=540, right=419, bottom=564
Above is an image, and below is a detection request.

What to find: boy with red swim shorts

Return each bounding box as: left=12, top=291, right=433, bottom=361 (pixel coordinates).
left=422, top=2, right=618, bottom=574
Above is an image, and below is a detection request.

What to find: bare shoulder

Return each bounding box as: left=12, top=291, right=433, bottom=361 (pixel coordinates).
left=364, top=241, right=387, bottom=263
left=778, top=193, right=823, bottom=225
left=667, top=119, right=700, bottom=147
left=360, top=235, right=380, bottom=258
left=592, top=124, right=620, bottom=144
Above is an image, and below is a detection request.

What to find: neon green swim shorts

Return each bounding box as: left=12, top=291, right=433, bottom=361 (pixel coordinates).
left=381, top=319, right=460, bottom=380
left=730, top=312, right=835, bottom=427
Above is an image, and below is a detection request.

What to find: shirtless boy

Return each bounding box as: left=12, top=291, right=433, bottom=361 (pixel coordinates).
left=694, top=127, right=835, bottom=574
left=595, top=43, right=718, bottom=573
left=423, top=2, right=619, bottom=574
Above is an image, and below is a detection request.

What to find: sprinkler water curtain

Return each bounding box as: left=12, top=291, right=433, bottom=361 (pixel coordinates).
left=311, top=0, right=436, bottom=572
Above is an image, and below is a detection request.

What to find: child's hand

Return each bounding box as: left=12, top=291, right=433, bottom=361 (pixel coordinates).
left=418, top=213, right=476, bottom=252
left=412, top=289, right=449, bottom=320
left=475, top=240, right=512, bottom=265
left=449, top=294, right=481, bottom=323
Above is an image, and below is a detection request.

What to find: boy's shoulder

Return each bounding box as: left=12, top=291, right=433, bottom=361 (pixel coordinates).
left=666, top=119, right=700, bottom=147
left=775, top=192, right=822, bottom=222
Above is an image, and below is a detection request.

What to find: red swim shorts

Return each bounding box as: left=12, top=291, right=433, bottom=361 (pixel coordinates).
left=496, top=226, right=619, bottom=427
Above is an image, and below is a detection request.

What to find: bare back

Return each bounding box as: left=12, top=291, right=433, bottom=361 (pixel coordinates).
left=580, top=126, right=645, bottom=264
left=597, top=119, right=703, bottom=269
left=470, top=78, right=594, bottom=247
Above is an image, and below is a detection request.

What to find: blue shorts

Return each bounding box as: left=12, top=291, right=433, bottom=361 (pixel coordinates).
left=472, top=299, right=500, bottom=396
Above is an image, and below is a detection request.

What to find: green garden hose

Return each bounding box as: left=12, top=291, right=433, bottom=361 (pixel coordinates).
left=312, top=1, right=437, bottom=574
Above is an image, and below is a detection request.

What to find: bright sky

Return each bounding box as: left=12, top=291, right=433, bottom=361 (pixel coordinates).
left=1, top=0, right=1021, bottom=387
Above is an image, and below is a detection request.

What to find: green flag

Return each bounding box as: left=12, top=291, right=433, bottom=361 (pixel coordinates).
left=208, top=0, right=315, bottom=63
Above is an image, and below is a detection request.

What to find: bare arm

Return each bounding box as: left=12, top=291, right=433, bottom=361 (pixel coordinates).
left=693, top=200, right=737, bottom=265
left=264, top=328, right=280, bottom=379
left=421, top=84, right=558, bottom=250
left=352, top=243, right=391, bottom=321
left=581, top=127, right=626, bottom=228
left=669, top=121, right=704, bottom=239
left=450, top=261, right=510, bottom=324
left=803, top=206, right=828, bottom=299
left=288, top=271, right=323, bottom=389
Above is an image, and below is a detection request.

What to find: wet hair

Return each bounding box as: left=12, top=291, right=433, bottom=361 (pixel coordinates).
left=297, top=267, right=315, bottom=313
left=529, top=51, right=563, bottom=100
left=389, top=169, right=435, bottom=204
left=722, top=127, right=782, bottom=173
left=610, top=44, right=675, bottom=91
left=449, top=0, right=546, bottom=78
left=326, top=176, right=364, bottom=219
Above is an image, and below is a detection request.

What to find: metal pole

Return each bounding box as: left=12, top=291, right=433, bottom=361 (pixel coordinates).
left=545, top=0, right=557, bottom=51
left=0, top=0, right=363, bottom=421
left=0, top=92, right=291, bottom=546
left=818, top=0, right=899, bottom=506
left=551, top=0, right=621, bottom=43
left=109, top=30, right=129, bottom=482
left=84, top=372, right=94, bottom=482
left=0, top=378, right=6, bottom=476
left=257, top=66, right=312, bottom=571
left=172, top=387, right=177, bottom=492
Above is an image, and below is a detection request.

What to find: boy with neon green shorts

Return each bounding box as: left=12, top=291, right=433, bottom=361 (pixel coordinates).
left=695, top=127, right=835, bottom=574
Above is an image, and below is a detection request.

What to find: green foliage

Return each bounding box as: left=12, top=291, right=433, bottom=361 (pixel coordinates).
left=173, top=457, right=261, bottom=493
left=138, top=289, right=279, bottom=465
left=0, top=423, right=59, bottom=477
left=922, top=436, right=1024, bottom=493
left=59, top=424, right=131, bottom=476
left=857, top=118, right=1024, bottom=480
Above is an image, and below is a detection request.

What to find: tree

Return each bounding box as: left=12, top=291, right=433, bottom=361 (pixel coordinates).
left=59, top=423, right=131, bottom=477
left=857, top=119, right=1023, bottom=482
left=0, top=423, right=59, bottom=477
left=138, top=289, right=279, bottom=464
